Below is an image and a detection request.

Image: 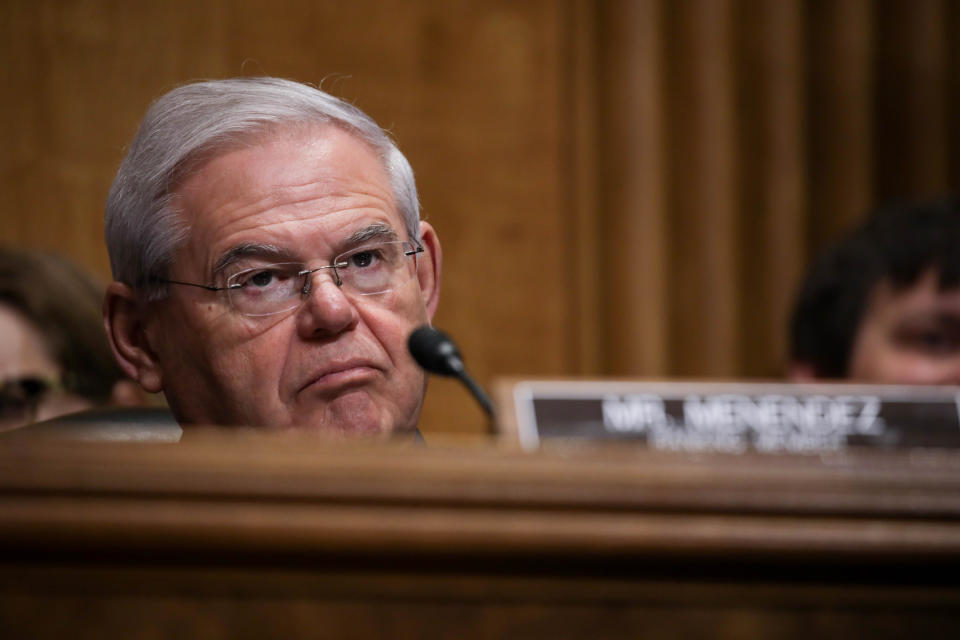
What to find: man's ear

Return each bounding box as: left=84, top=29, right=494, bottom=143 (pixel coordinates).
left=416, top=221, right=442, bottom=321
left=103, top=282, right=164, bottom=393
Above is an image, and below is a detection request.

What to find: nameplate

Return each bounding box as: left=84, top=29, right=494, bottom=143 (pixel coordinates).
left=495, top=379, right=960, bottom=453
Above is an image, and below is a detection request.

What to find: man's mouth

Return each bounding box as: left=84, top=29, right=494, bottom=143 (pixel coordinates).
left=299, top=360, right=380, bottom=395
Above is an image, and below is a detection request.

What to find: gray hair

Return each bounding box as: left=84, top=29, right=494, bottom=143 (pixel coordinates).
left=105, top=77, right=421, bottom=297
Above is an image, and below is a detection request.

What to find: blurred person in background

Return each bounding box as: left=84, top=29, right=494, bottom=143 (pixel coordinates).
left=0, top=247, right=142, bottom=431
left=789, top=196, right=960, bottom=385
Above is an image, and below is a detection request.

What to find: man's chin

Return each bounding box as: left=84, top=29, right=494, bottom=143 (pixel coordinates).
left=290, top=389, right=396, bottom=437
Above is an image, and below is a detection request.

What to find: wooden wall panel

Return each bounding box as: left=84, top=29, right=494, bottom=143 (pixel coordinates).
left=875, top=0, right=949, bottom=199
left=589, top=0, right=958, bottom=380
left=0, top=0, right=579, bottom=435
left=758, top=0, right=806, bottom=379
left=2, top=0, right=960, bottom=433
left=597, top=0, right=667, bottom=376
left=806, top=0, right=875, bottom=249
left=565, top=0, right=602, bottom=375
left=665, top=0, right=740, bottom=376
left=737, top=0, right=806, bottom=377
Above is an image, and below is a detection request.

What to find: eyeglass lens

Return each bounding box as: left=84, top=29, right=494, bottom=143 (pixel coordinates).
left=225, top=241, right=419, bottom=317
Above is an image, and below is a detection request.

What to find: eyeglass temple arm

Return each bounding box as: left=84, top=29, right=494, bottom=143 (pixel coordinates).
left=160, top=279, right=229, bottom=292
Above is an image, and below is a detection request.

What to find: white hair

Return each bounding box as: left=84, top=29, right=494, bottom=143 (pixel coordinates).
left=105, top=77, right=421, bottom=298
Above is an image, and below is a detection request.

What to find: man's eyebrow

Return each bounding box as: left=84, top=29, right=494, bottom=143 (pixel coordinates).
left=342, top=223, right=400, bottom=247
left=212, top=225, right=402, bottom=274
left=214, top=243, right=297, bottom=274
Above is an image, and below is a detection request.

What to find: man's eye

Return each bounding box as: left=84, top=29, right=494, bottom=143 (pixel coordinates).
left=896, top=327, right=960, bottom=356
left=236, top=267, right=294, bottom=289
left=249, top=270, right=276, bottom=287
left=349, top=250, right=379, bottom=268
left=916, top=331, right=957, bottom=354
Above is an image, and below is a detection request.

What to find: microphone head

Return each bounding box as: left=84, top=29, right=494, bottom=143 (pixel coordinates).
left=408, top=325, right=463, bottom=376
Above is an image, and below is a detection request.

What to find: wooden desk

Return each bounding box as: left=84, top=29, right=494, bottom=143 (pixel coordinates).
left=1, top=434, right=959, bottom=638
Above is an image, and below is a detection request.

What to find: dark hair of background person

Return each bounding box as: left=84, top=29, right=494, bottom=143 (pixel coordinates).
left=789, top=196, right=960, bottom=378
left=0, top=247, right=124, bottom=402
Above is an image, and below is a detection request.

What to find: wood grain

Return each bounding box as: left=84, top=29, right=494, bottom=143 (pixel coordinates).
left=1, top=435, right=960, bottom=637
left=2, top=1, right=959, bottom=435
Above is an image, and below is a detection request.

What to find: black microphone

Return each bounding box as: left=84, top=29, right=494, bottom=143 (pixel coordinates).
left=408, top=326, right=494, bottom=418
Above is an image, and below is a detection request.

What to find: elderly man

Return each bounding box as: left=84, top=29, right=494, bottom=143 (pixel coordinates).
left=789, top=196, right=960, bottom=385
left=104, top=77, right=441, bottom=436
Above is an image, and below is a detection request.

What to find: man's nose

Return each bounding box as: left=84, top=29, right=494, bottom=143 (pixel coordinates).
left=295, top=271, right=358, bottom=338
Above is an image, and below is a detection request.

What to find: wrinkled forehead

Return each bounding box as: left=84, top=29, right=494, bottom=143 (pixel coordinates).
left=167, top=123, right=405, bottom=277
left=173, top=123, right=398, bottom=229
left=172, top=120, right=384, bottom=192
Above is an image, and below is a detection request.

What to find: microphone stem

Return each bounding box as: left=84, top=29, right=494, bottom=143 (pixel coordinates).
left=456, top=370, right=495, bottom=419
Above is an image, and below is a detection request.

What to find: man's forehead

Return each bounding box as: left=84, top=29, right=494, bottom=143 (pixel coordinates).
left=870, top=270, right=960, bottom=316
left=176, top=123, right=391, bottom=202
left=172, top=123, right=401, bottom=247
